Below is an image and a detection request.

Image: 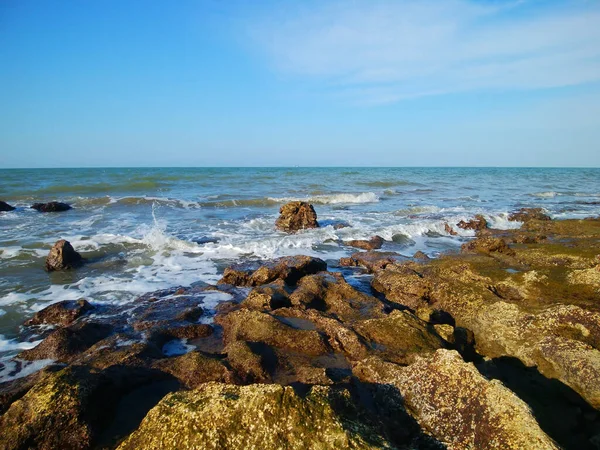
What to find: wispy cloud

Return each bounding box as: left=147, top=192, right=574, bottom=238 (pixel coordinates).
left=248, top=0, right=600, bottom=103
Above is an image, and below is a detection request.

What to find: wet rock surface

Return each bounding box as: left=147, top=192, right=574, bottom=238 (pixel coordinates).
left=344, top=235, right=384, bottom=250
left=3, top=218, right=600, bottom=449
left=0, top=201, right=16, bottom=212
left=456, top=214, right=488, bottom=231
left=31, top=201, right=72, bottom=212
left=45, top=239, right=84, bottom=271
left=275, top=201, right=319, bottom=232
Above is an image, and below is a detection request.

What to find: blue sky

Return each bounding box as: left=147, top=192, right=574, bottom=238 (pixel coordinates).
left=1, top=0, right=599, bottom=167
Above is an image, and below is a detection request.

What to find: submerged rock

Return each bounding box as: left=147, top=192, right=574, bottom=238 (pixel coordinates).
left=25, top=299, right=93, bottom=327
left=45, top=239, right=84, bottom=272
left=0, top=200, right=16, bottom=212
left=354, top=350, right=558, bottom=450
left=344, top=235, right=384, bottom=250
left=118, top=382, right=437, bottom=450
left=31, top=201, right=72, bottom=212
left=457, top=214, right=488, bottom=231
left=508, top=207, right=551, bottom=222
left=275, top=201, right=319, bottom=232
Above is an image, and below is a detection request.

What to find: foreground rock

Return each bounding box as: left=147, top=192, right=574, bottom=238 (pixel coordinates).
left=118, top=382, right=439, bottom=450
left=275, top=201, right=319, bottom=232
left=355, top=350, right=558, bottom=450
left=25, top=299, right=93, bottom=327
left=344, top=235, right=384, bottom=250
left=0, top=200, right=16, bottom=212
left=218, top=255, right=327, bottom=287
left=45, top=239, right=84, bottom=271
left=31, top=201, right=72, bottom=212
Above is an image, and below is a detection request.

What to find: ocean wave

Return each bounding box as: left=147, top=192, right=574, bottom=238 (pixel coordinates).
left=530, top=191, right=559, bottom=198
left=268, top=192, right=379, bottom=205
left=112, top=196, right=200, bottom=209
left=356, top=180, right=418, bottom=188
left=394, top=205, right=441, bottom=216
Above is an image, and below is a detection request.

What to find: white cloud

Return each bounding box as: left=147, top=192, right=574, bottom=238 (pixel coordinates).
left=248, top=0, right=600, bottom=103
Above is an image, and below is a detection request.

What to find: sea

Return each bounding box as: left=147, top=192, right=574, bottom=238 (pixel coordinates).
left=1, top=167, right=599, bottom=378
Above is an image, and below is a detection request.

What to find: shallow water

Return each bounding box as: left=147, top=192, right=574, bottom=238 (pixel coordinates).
left=1, top=167, right=599, bottom=362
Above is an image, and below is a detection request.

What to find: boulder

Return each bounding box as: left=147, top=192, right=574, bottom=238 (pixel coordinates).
left=218, top=255, right=327, bottom=287
left=117, top=382, right=407, bottom=450
left=0, top=200, right=16, bottom=212
left=509, top=208, right=551, bottom=222
left=461, top=236, right=515, bottom=256
left=344, top=235, right=384, bottom=250
left=31, top=201, right=72, bottom=212
left=457, top=214, right=488, bottom=231
left=340, top=251, right=403, bottom=273
left=25, top=299, right=93, bottom=327
left=45, top=239, right=84, bottom=272
left=275, top=201, right=319, bottom=232
left=152, top=351, right=234, bottom=388
left=371, top=263, right=431, bottom=309
left=225, top=340, right=270, bottom=383
left=241, top=280, right=292, bottom=310
left=354, top=350, right=558, bottom=450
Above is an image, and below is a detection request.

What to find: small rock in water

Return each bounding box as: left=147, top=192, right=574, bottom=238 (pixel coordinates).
left=456, top=214, right=488, bottom=231
left=275, top=201, right=319, bottom=232
left=31, top=201, right=72, bottom=212
left=444, top=223, right=458, bottom=235
left=344, top=235, right=384, bottom=250
left=0, top=201, right=16, bottom=212
left=45, top=239, right=84, bottom=272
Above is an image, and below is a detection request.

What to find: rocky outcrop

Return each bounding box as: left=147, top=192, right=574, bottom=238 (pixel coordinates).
left=461, top=236, right=515, bottom=255
left=457, top=214, right=487, bottom=231
left=344, top=235, right=384, bottom=250
left=340, top=251, right=403, bottom=273
left=354, top=350, right=558, bottom=449
left=25, top=299, right=93, bottom=327
left=31, top=201, right=72, bottom=212
left=0, top=201, right=16, bottom=212
left=275, top=201, right=319, bottom=232
left=45, top=239, right=84, bottom=271
left=218, top=255, right=327, bottom=287
left=241, top=280, right=292, bottom=310
left=151, top=351, right=234, bottom=388
left=371, top=263, right=432, bottom=310
left=509, top=207, right=551, bottom=222
left=117, top=382, right=425, bottom=450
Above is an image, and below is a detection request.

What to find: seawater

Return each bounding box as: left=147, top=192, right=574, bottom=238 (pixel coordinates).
left=1, top=167, right=599, bottom=361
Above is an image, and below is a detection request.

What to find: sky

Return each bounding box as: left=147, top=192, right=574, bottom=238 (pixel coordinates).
left=1, top=0, right=599, bottom=168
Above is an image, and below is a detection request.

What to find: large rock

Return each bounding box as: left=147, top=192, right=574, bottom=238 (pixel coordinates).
left=344, top=235, right=384, bottom=250
left=118, top=382, right=432, bottom=450
left=31, top=201, right=72, bottom=212
left=0, top=200, right=16, bottom=212
left=354, top=350, right=558, bottom=450
left=218, top=255, right=327, bottom=287
left=509, top=208, right=551, bottom=222
left=25, top=299, right=93, bottom=327
left=275, top=201, right=319, bottom=232
left=45, top=239, right=84, bottom=271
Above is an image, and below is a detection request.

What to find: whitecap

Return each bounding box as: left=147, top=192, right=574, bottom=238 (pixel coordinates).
left=268, top=192, right=379, bottom=205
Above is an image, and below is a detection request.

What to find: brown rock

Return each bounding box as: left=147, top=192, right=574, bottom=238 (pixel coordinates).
left=457, top=214, right=488, bottom=231
left=344, top=235, right=384, bottom=250
left=0, top=201, right=16, bottom=212
left=31, top=201, right=72, bottom=212
left=225, top=340, right=270, bottom=382
left=152, top=351, right=234, bottom=388
left=241, top=280, right=292, bottom=310
left=45, top=239, right=84, bottom=271
left=275, top=201, right=319, bottom=232
left=25, top=299, right=93, bottom=327
left=340, top=251, right=403, bottom=273
left=461, top=236, right=515, bottom=256
left=444, top=223, right=458, bottom=235
left=413, top=251, right=430, bottom=260
left=509, top=208, right=551, bottom=222
left=371, top=263, right=431, bottom=309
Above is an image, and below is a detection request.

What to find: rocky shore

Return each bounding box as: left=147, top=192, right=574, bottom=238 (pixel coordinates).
left=1, top=203, right=600, bottom=449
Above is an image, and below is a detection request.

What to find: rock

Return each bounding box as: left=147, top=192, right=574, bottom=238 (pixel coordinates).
left=461, top=236, right=515, bottom=256
left=45, top=239, right=84, bottom=272
left=344, top=235, right=384, bottom=250
left=275, top=201, right=319, bottom=232
left=289, top=272, right=385, bottom=322
left=391, top=233, right=416, bottom=246
left=152, top=351, right=234, bottom=388
left=0, top=366, right=61, bottom=415
left=217, top=309, right=330, bottom=356
left=0, top=201, right=16, bottom=212
left=413, top=251, right=430, bottom=260
left=444, top=223, right=458, bottom=236
left=512, top=233, right=547, bottom=244
left=371, top=263, right=431, bottom=309
left=31, top=201, right=72, bottom=212
left=354, top=350, right=558, bottom=450
left=218, top=255, right=327, bottom=287
left=117, top=382, right=404, bottom=450
left=340, top=251, right=403, bottom=273
left=352, top=310, right=444, bottom=365
left=241, top=280, right=292, bottom=310
left=19, top=322, right=113, bottom=363
left=457, top=214, right=488, bottom=231
left=24, top=299, right=93, bottom=327
left=225, top=340, right=270, bottom=382
left=509, top=208, right=551, bottom=222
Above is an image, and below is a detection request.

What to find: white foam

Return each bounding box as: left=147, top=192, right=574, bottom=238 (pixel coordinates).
left=0, top=358, right=55, bottom=382
left=0, top=335, right=42, bottom=352
left=486, top=213, right=523, bottom=230
left=269, top=192, right=379, bottom=204
left=531, top=191, right=558, bottom=198
left=162, top=338, right=195, bottom=356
